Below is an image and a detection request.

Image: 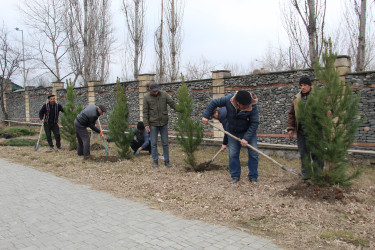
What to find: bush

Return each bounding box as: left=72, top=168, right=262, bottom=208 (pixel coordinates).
left=0, top=138, right=39, bottom=146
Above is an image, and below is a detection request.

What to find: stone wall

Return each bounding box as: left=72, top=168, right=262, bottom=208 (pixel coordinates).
left=2, top=65, right=374, bottom=151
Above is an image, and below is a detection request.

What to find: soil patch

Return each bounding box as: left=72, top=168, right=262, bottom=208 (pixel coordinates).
left=93, top=155, right=123, bottom=162
left=91, top=143, right=105, bottom=150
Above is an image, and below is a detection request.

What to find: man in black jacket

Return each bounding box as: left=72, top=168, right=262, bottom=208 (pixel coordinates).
left=39, top=95, right=64, bottom=150
left=74, top=104, right=106, bottom=159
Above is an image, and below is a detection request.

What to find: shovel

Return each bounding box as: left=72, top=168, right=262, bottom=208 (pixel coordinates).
left=204, top=147, right=224, bottom=167
left=208, top=121, right=301, bottom=176
left=97, top=118, right=109, bottom=156
left=34, top=122, right=44, bottom=151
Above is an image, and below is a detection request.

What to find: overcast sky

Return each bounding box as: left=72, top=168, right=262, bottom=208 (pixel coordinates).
left=0, top=0, right=345, bottom=84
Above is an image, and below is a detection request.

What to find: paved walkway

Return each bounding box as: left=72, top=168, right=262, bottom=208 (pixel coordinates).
left=0, top=158, right=281, bottom=249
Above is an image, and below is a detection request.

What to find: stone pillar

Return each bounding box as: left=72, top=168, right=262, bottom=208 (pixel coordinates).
left=52, top=81, right=64, bottom=101
left=88, top=81, right=100, bottom=105
left=138, top=74, right=155, bottom=121
left=211, top=70, right=231, bottom=140
left=334, top=55, right=351, bottom=82
left=24, top=86, right=34, bottom=122
left=2, top=79, right=12, bottom=112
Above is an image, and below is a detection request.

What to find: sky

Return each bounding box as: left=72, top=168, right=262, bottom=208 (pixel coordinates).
left=0, top=0, right=345, bottom=85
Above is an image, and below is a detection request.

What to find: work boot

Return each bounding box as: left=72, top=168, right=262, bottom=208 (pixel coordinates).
left=231, top=178, right=240, bottom=184
left=49, top=146, right=54, bottom=151
left=152, top=162, right=158, bottom=168
left=164, top=162, right=172, bottom=168
left=57, top=146, right=64, bottom=150
left=249, top=178, right=257, bottom=183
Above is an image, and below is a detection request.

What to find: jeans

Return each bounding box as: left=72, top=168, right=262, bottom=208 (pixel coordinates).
left=297, top=130, right=324, bottom=176
left=131, top=140, right=151, bottom=153
left=44, top=122, right=61, bottom=148
left=228, top=134, right=259, bottom=180
left=150, top=125, right=169, bottom=163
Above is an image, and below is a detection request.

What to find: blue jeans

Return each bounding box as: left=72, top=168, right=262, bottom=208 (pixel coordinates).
left=228, top=134, right=259, bottom=180
left=150, top=125, right=169, bottom=163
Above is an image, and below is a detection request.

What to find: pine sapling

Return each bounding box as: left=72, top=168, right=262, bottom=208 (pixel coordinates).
left=297, top=39, right=362, bottom=186
left=108, top=78, right=133, bottom=159
left=61, top=79, right=82, bottom=150
left=174, top=73, right=204, bottom=170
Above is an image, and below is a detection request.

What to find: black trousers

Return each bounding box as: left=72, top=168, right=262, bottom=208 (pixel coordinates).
left=74, top=119, right=91, bottom=157
left=297, top=129, right=324, bottom=176
left=131, top=140, right=151, bottom=153
left=44, top=122, right=61, bottom=148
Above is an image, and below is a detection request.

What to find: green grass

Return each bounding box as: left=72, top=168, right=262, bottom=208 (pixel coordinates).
left=0, top=127, right=37, bottom=137
left=0, top=138, right=37, bottom=146
left=320, top=229, right=369, bottom=247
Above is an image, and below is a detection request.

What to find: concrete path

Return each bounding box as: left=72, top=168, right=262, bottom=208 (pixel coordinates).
left=0, top=158, right=281, bottom=249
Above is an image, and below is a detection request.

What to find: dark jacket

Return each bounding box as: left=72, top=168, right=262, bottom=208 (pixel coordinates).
left=143, top=90, right=176, bottom=127
left=217, top=107, right=228, bottom=145
left=75, top=104, right=101, bottom=133
left=132, top=128, right=150, bottom=149
left=202, top=92, right=259, bottom=142
left=39, top=102, right=64, bottom=124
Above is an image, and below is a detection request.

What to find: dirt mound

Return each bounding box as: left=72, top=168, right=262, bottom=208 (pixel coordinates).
left=93, top=156, right=122, bottom=162
left=279, top=181, right=354, bottom=202
left=91, top=143, right=105, bottom=150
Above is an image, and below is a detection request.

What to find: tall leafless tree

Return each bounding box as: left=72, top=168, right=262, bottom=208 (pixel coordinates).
left=154, top=0, right=165, bottom=83
left=64, top=0, right=114, bottom=86
left=280, top=0, right=327, bottom=67
left=122, top=0, right=146, bottom=80
left=20, top=0, right=71, bottom=83
left=336, top=0, right=375, bottom=71
left=183, top=57, right=216, bottom=81
left=356, top=0, right=367, bottom=72
left=0, top=26, right=21, bottom=120
left=165, top=0, right=184, bottom=82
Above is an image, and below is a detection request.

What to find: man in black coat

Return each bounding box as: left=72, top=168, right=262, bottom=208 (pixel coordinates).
left=39, top=95, right=64, bottom=150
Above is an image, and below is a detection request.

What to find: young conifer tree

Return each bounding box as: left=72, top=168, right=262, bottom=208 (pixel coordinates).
left=108, top=78, right=133, bottom=159
left=61, top=79, right=82, bottom=150
left=297, top=39, right=362, bottom=186
left=174, top=73, right=203, bottom=169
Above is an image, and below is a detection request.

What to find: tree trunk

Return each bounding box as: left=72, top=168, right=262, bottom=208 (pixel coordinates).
left=355, top=0, right=367, bottom=72
left=308, top=0, right=317, bottom=66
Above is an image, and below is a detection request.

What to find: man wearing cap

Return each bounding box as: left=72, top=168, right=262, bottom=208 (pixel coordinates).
left=202, top=90, right=260, bottom=183
left=287, top=76, right=324, bottom=179
left=74, top=104, right=106, bottom=160
left=131, top=121, right=151, bottom=155
left=39, top=94, right=64, bottom=150
left=143, top=82, right=176, bottom=168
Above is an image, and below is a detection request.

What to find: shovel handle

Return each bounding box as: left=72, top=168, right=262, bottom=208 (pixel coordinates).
left=207, top=121, right=301, bottom=176
left=211, top=147, right=223, bottom=162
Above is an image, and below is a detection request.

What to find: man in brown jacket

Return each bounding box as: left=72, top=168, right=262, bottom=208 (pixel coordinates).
left=143, top=83, right=176, bottom=168
left=287, top=77, right=323, bottom=179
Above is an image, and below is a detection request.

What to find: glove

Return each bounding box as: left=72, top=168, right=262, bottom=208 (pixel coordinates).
left=99, top=131, right=103, bottom=136
left=135, top=149, right=141, bottom=155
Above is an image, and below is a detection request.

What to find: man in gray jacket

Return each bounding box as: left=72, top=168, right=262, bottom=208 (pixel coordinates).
left=74, top=104, right=106, bottom=159
left=143, top=83, right=176, bottom=168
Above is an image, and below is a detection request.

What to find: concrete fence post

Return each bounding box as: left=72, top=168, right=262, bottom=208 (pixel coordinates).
left=88, top=81, right=100, bottom=105
left=211, top=70, right=231, bottom=140
left=52, top=81, right=64, bottom=100
left=24, top=86, right=34, bottom=122
left=138, top=74, right=155, bottom=121
left=334, top=55, right=351, bottom=82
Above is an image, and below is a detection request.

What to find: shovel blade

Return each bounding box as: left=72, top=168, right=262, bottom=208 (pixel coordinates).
left=34, top=142, right=40, bottom=151
left=104, top=142, right=108, bottom=156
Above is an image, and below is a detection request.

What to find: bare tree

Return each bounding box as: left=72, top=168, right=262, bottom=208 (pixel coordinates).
left=165, top=0, right=184, bottom=82
left=280, top=0, right=327, bottom=67
left=356, top=0, right=367, bottom=71
left=122, top=0, right=146, bottom=80
left=336, top=0, right=375, bottom=71
left=0, top=26, right=21, bottom=120
left=154, top=0, right=165, bottom=83
left=183, top=57, right=216, bottom=81
left=20, top=0, right=71, bottom=82
left=64, top=0, right=114, bottom=86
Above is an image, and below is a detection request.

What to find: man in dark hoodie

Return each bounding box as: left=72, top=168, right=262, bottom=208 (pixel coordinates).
left=131, top=121, right=151, bottom=155
left=74, top=104, right=106, bottom=159
left=39, top=94, right=64, bottom=150
left=287, top=77, right=324, bottom=179
left=202, top=90, right=260, bottom=184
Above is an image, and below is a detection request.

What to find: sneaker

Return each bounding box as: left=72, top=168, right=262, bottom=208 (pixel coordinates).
left=165, top=162, right=172, bottom=168
left=152, top=162, right=158, bottom=168
left=49, top=146, right=54, bottom=151
left=231, top=178, right=240, bottom=184
left=57, top=146, right=64, bottom=150
left=249, top=178, right=257, bottom=183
